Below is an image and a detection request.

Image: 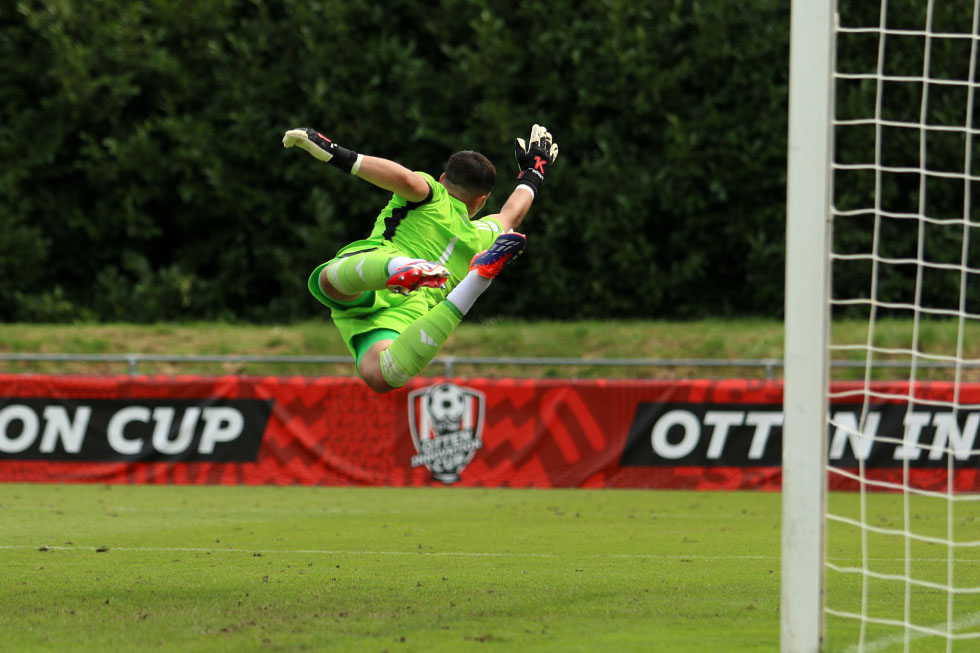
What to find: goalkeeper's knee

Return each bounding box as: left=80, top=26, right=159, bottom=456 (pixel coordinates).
left=357, top=343, right=398, bottom=394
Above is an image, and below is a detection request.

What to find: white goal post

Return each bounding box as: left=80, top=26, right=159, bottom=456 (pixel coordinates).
left=782, top=0, right=835, bottom=650
left=783, top=0, right=980, bottom=651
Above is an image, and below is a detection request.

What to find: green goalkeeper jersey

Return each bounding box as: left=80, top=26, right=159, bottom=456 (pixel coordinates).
left=335, top=172, right=503, bottom=290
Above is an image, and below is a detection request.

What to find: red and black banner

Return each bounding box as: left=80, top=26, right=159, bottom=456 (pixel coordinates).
left=0, top=374, right=978, bottom=490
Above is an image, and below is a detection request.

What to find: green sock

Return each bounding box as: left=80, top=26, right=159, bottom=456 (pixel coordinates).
left=323, top=251, right=392, bottom=295
left=379, top=301, right=463, bottom=388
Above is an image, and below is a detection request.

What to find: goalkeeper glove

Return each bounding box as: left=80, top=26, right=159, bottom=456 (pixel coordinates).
left=514, top=124, right=559, bottom=195
left=282, top=128, right=362, bottom=174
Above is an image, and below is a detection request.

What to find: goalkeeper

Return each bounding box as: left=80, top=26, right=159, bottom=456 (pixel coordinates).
left=282, top=124, right=558, bottom=393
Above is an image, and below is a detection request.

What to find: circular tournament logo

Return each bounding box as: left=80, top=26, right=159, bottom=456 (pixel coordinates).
left=407, top=383, right=486, bottom=484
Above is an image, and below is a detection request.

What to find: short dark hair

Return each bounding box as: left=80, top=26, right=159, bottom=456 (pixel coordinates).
left=444, top=151, right=496, bottom=195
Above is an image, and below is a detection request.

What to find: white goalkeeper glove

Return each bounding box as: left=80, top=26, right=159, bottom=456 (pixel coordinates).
left=282, top=128, right=362, bottom=173
left=514, top=124, right=559, bottom=195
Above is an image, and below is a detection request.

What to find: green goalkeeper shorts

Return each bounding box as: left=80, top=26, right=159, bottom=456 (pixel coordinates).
left=308, top=258, right=442, bottom=368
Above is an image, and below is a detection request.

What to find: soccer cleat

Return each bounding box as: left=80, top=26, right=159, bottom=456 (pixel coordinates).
left=469, top=232, right=527, bottom=279
left=386, top=260, right=450, bottom=296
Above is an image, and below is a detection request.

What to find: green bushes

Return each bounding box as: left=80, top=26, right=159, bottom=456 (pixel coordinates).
left=1, top=0, right=795, bottom=322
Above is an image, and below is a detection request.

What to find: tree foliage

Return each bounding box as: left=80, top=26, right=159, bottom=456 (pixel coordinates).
left=2, top=0, right=795, bottom=322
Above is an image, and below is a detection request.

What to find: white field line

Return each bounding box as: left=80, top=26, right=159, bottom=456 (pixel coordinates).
left=839, top=611, right=980, bottom=653
left=1, top=544, right=978, bottom=563
left=0, top=544, right=779, bottom=560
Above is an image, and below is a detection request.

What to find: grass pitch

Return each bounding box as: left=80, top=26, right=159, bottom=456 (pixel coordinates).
left=6, top=484, right=979, bottom=652
left=2, top=485, right=782, bottom=652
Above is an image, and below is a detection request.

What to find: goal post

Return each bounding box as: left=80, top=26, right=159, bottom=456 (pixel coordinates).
left=782, top=0, right=835, bottom=651
left=783, top=0, right=980, bottom=650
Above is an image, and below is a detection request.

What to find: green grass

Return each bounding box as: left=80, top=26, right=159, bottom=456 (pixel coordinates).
left=3, top=317, right=980, bottom=379
left=0, top=319, right=788, bottom=378
left=1, top=485, right=780, bottom=652
left=4, top=484, right=980, bottom=651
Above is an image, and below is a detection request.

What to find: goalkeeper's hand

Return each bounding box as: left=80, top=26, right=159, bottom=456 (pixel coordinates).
left=282, top=128, right=360, bottom=173
left=514, top=124, right=558, bottom=195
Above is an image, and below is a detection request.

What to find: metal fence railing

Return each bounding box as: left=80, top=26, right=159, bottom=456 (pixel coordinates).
left=2, top=353, right=978, bottom=379
left=0, top=353, right=786, bottom=378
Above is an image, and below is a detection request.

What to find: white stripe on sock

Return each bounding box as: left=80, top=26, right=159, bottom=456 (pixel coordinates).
left=326, top=260, right=354, bottom=295
left=380, top=350, right=410, bottom=386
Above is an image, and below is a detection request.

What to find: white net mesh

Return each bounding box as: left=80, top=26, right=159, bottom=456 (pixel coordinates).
left=826, top=1, right=980, bottom=650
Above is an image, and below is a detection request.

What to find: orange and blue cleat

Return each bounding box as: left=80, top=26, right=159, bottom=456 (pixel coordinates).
left=469, top=232, right=527, bottom=279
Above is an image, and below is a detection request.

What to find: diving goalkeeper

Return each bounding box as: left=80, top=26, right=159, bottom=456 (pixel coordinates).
left=282, top=125, right=558, bottom=393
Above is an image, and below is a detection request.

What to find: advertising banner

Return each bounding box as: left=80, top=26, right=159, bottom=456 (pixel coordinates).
left=0, top=374, right=978, bottom=490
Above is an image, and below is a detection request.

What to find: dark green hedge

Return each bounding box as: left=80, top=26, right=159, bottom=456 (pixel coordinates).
left=2, top=0, right=794, bottom=322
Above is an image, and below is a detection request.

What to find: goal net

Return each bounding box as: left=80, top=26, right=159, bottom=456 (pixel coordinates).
left=784, top=1, right=980, bottom=651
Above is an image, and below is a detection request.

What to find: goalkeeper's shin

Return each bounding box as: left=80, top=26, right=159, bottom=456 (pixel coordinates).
left=378, top=302, right=463, bottom=388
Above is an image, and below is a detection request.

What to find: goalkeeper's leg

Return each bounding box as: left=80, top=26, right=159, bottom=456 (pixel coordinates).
left=358, top=233, right=526, bottom=393
left=320, top=250, right=450, bottom=301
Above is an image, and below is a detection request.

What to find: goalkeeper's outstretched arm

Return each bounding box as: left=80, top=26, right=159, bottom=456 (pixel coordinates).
left=282, top=128, right=430, bottom=203
left=492, top=185, right=536, bottom=233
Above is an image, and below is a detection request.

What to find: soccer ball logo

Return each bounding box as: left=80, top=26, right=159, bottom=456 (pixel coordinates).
left=408, top=382, right=486, bottom=484
left=426, top=383, right=467, bottom=428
